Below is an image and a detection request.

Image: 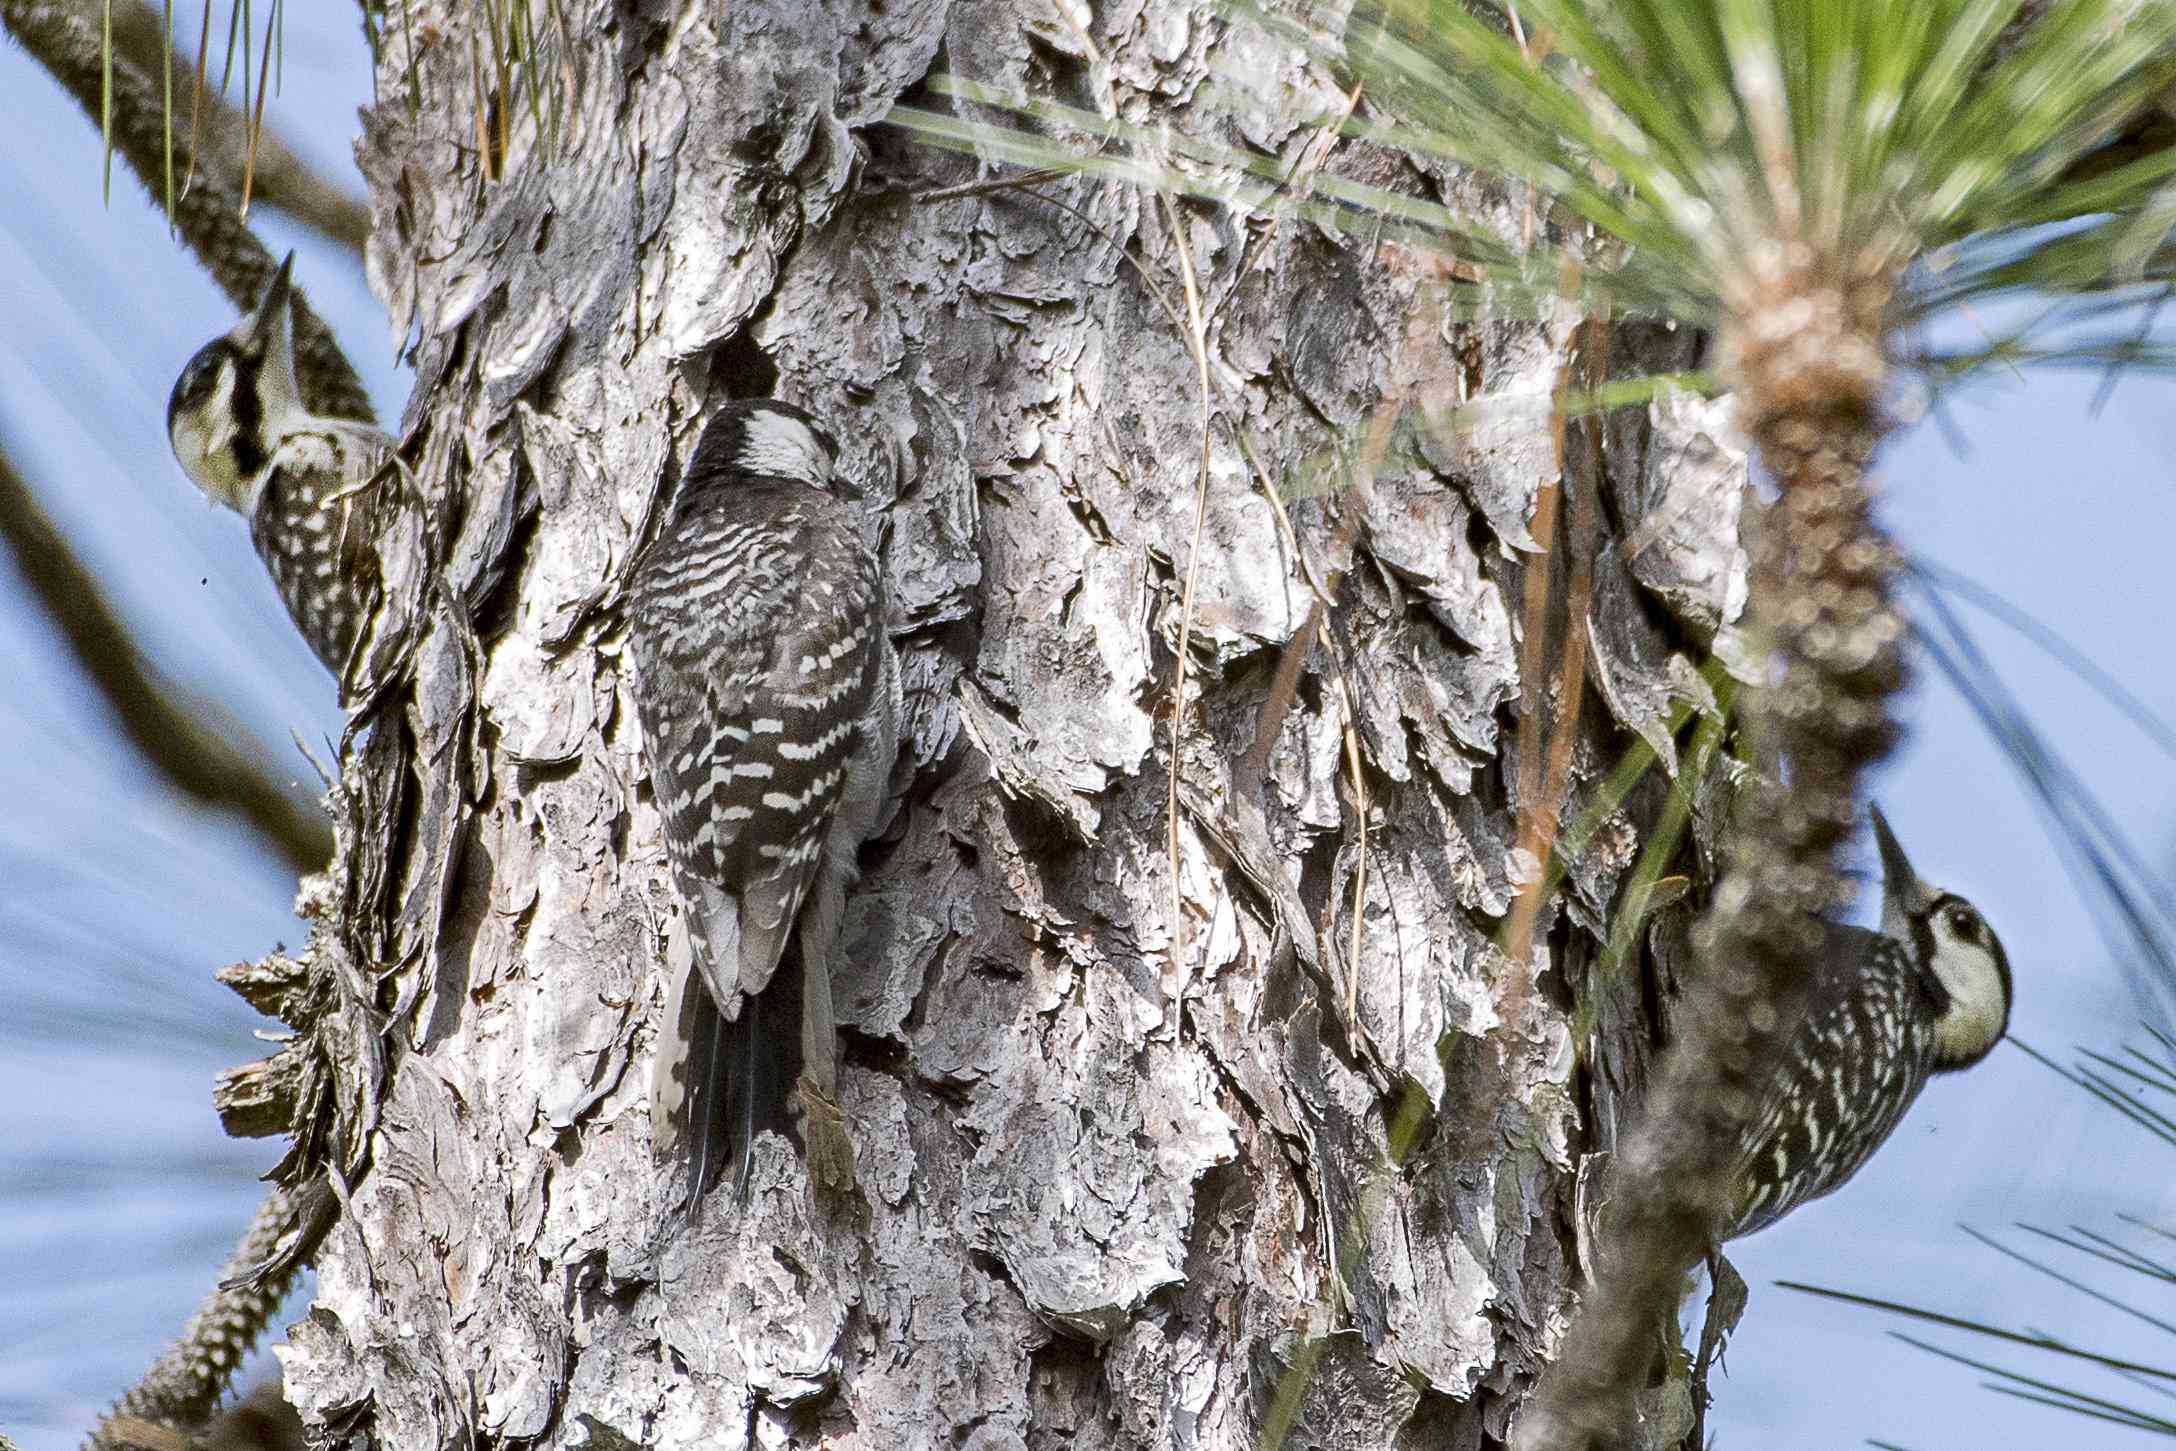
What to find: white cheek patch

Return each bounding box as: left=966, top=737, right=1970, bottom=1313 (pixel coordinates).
left=1929, top=927, right=2009, bottom=1065
left=171, top=368, right=247, bottom=515
left=733, top=409, right=832, bottom=485
left=169, top=413, right=212, bottom=483
left=203, top=364, right=239, bottom=458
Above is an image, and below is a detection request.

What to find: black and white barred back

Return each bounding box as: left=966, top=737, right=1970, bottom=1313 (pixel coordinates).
left=249, top=435, right=388, bottom=675
left=626, top=400, right=898, bottom=1206
left=1722, top=808, right=2012, bottom=1241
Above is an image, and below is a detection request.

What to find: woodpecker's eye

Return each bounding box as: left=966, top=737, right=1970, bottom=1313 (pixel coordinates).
left=168, top=344, right=230, bottom=427
left=177, top=356, right=215, bottom=403
left=1945, top=905, right=1980, bottom=942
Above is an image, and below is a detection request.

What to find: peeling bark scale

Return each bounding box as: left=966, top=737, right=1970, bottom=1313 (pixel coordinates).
left=266, top=3, right=1750, bottom=1446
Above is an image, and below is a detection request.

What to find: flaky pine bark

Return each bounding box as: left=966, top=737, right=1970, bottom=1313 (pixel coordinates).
left=200, top=4, right=1745, bottom=1446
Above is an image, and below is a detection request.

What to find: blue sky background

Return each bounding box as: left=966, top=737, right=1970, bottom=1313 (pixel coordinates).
left=1, top=12, right=2172, bottom=1449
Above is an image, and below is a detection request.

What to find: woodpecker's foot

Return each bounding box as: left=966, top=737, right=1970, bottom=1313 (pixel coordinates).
left=1684, top=1247, right=1747, bottom=1449
left=798, top=1072, right=858, bottom=1197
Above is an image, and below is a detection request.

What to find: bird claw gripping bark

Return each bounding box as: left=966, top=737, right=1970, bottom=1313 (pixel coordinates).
left=799, top=1072, right=859, bottom=1199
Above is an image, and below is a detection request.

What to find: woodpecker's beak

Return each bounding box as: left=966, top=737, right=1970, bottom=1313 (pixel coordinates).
left=1871, top=803, right=1938, bottom=937
left=245, top=252, right=297, bottom=354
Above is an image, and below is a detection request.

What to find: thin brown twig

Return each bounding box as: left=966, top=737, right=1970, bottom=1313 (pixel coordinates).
left=158, top=0, right=170, bottom=215
left=183, top=0, right=207, bottom=197
left=905, top=171, right=1237, bottom=966
left=546, top=0, right=576, bottom=117
left=1527, top=328, right=1605, bottom=974
left=0, top=440, right=331, bottom=873
left=99, top=0, right=112, bottom=200
left=468, top=24, right=496, bottom=180
left=909, top=166, right=1076, bottom=205
left=88, top=0, right=367, bottom=248
left=1501, top=314, right=1605, bottom=980
left=1338, top=666, right=1368, bottom=1021
left=1503, top=491, right=1564, bottom=963
left=484, top=0, right=507, bottom=167
left=1333, top=403, right=1401, bottom=1021
left=1159, top=188, right=1216, bottom=972
left=1506, top=6, right=1540, bottom=249
left=240, top=0, right=276, bottom=215
left=508, top=0, right=542, bottom=158
left=1229, top=424, right=1336, bottom=800
left=1231, top=422, right=1379, bottom=1024
left=1239, top=606, right=1317, bottom=796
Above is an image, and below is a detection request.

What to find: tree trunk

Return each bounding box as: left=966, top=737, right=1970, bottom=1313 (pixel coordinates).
left=264, top=4, right=1746, bottom=1446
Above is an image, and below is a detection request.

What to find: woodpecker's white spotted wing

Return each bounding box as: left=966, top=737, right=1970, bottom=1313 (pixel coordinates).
left=627, top=474, right=884, bottom=1203
left=1721, top=923, right=1942, bottom=1240
left=250, top=423, right=393, bottom=677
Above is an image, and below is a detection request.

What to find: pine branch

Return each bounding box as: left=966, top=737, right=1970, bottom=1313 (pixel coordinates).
left=1519, top=411, right=1906, bottom=1447
left=0, top=439, right=332, bottom=873
left=0, top=0, right=374, bottom=422
left=88, top=0, right=372, bottom=252
left=85, top=1185, right=304, bottom=1450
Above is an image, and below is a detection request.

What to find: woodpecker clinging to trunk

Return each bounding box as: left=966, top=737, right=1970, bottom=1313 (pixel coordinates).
left=1721, top=805, right=2013, bottom=1240
left=625, top=399, right=900, bottom=1209
left=167, top=253, right=391, bottom=681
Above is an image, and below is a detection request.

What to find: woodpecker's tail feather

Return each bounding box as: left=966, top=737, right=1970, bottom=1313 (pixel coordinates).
left=681, top=986, right=727, bottom=1219
left=679, top=950, right=803, bottom=1217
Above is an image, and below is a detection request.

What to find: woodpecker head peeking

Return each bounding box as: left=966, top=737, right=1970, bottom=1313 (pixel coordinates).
left=1872, top=804, right=2012, bottom=1069
left=167, top=253, right=308, bottom=519
left=677, top=399, right=843, bottom=505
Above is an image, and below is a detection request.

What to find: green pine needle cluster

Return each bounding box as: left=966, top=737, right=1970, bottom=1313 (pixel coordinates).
left=898, top=0, right=2176, bottom=394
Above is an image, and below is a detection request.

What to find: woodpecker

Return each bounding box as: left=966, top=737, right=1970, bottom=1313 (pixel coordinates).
left=1721, top=806, right=2013, bottom=1240
left=167, top=254, right=391, bottom=679
left=625, top=399, right=900, bottom=1208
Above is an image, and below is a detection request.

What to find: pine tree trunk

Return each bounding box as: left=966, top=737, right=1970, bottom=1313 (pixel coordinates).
left=268, top=4, right=1748, bottom=1445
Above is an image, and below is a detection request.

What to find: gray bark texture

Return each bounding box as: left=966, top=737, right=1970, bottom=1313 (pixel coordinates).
left=247, top=3, right=1748, bottom=1446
